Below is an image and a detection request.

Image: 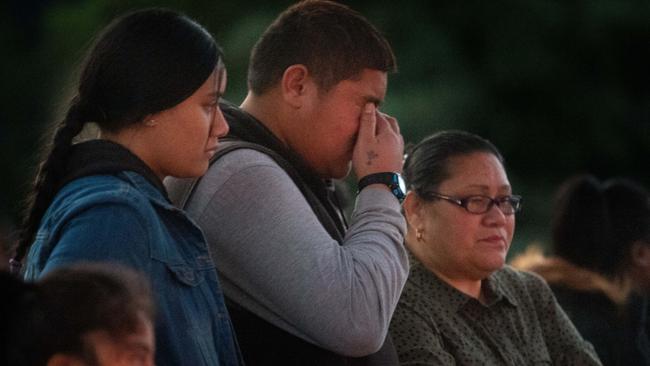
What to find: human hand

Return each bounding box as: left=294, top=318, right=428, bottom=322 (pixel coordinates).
left=352, top=103, right=404, bottom=180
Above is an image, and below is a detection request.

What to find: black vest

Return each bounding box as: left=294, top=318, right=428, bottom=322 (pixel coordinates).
left=169, top=102, right=399, bottom=366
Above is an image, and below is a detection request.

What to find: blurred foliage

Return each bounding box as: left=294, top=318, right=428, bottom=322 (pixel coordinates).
left=1, top=0, right=648, bottom=258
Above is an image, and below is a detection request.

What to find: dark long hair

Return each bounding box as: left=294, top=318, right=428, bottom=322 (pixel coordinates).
left=1, top=263, right=154, bottom=366
left=12, top=8, right=221, bottom=269
left=552, top=174, right=650, bottom=277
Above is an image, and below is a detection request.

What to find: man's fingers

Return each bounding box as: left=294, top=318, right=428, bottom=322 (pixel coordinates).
left=387, top=115, right=400, bottom=135
left=352, top=104, right=405, bottom=177
left=358, top=103, right=377, bottom=141
left=378, top=111, right=400, bottom=135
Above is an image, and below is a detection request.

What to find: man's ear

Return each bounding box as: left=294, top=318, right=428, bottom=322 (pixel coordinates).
left=631, top=241, right=650, bottom=267
left=281, top=64, right=313, bottom=109
left=46, top=353, right=86, bottom=366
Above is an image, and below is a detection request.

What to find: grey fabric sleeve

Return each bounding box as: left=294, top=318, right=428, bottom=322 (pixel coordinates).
left=184, top=148, right=408, bottom=357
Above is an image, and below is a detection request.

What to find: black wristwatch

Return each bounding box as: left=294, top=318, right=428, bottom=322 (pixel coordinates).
left=357, top=172, right=406, bottom=202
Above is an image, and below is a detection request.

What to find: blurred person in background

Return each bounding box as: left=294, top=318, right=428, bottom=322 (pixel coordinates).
left=513, top=174, right=650, bottom=365
left=0, top=215, right=11, bottom=272
left=389, top=131, right=601, bottom=365
left=1, top=263, right=154, bottom=366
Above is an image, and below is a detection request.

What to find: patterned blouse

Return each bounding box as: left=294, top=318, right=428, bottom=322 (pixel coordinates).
left=389, top=254, right=602, bottom=365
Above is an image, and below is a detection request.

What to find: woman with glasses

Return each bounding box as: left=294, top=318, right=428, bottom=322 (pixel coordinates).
left=388, top=130, right=601, bottom=365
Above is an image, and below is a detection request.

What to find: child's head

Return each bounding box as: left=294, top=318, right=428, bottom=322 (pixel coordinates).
left=2, top=263, right=155, bottom=366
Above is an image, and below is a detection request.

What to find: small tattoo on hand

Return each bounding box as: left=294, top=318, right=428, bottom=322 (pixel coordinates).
left=366, top=150, right=378, bottom=165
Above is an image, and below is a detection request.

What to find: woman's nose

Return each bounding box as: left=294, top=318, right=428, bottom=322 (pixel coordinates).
left=483, top=203, right=508, bottom=226
left=211, top=106, right=229, bottom=138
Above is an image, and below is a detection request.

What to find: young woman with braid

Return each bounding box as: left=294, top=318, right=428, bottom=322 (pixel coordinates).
left=9, top=8, right=242, bottom=366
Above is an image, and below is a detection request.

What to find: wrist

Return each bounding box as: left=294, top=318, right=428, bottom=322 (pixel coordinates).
left=358, top=172, right=406, bottom=202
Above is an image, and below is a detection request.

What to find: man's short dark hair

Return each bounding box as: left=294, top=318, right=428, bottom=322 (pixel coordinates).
left=248, top=0, right=397, bottom=95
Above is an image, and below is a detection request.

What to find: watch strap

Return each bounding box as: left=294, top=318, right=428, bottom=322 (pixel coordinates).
left=357, top=172, right=406, bottom=202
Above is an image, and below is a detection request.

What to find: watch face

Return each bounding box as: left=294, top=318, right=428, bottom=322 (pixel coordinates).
left=393, top=174, right=406, bottom=201
left=396, top=174, right=406, bottom=194
left=358, top=172, right=406, bottom=201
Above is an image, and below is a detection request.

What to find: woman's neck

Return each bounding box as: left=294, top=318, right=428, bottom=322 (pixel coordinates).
left=431, top=267, right=483, bottom=299
left=411, top=246, right=484, bottom=299
left=99, top=128, right=163, bottom=180
left=406, top=236, right=489, bottom=300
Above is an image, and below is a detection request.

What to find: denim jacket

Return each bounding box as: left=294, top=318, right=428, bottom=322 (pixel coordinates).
left=24, top=171, right=243, bottom=366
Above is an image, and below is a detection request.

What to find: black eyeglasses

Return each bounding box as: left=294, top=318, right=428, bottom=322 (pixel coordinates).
left=421, top=192, right=523, bottom=215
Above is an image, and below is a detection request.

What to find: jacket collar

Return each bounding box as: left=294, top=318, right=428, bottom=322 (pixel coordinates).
left=511, top=245, right=632, bottom=304
left=118, top=171, right=178, bottom=211
left=220, top=101, right=348, bottom=239
left=60, top=139, right=169, bottom=202
left=220, top=101, right=319, bottom=180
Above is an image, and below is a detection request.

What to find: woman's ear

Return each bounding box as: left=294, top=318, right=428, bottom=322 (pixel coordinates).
left=403, top=191, right=423, bottom=230
left=280, top=64, right=312, bottom=109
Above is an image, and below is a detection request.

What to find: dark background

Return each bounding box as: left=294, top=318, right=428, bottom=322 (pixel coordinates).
left=1, top=0, right=648, bottom=265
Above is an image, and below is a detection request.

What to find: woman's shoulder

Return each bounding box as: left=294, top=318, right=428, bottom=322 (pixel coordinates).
left=60, top=174, right=150, bottom=204
left=48, top=174, right=156, bottom=223
left=498, top=264, right=545, bottom=280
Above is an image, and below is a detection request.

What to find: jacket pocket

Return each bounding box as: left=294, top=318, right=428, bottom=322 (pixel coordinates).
left=162, top=262, right=226, bottom=365
left=167, top=264, right=205, bottom=286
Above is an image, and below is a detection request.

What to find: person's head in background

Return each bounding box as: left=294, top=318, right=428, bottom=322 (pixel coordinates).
left=1, top=264, right=155, bottom=366
left=0, top=215, right=11, bottom=271
left=12, top=8, right=227, bottom=270
left=241, top=0, right=397, bottom=179
left=552, top=174, right=650, bottom=293
left=402, top=130, right=521, bottom=298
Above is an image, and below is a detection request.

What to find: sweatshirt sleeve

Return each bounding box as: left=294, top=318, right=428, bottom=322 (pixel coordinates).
left=185, top=148, right=409, bottom=356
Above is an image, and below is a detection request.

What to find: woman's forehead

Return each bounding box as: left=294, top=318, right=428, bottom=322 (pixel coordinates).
left=442, top=153, right=509, bottom=188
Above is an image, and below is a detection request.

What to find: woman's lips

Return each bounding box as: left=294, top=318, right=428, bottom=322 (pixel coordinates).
left=481, top=235, right=505, bottom=243
left=478, top=235, right=508, bottom=249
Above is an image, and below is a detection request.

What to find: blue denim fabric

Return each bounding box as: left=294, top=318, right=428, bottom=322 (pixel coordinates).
left=23, top=171, right=243, bottom=366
